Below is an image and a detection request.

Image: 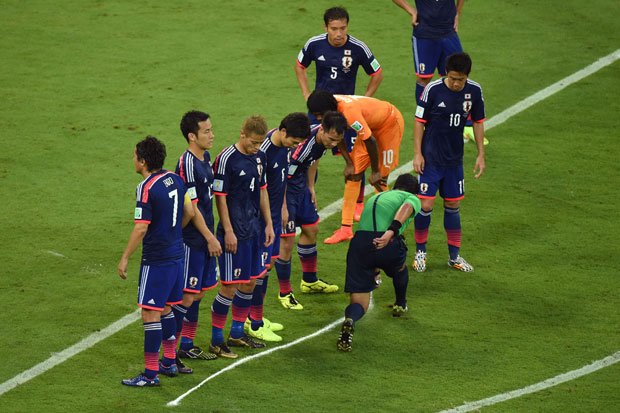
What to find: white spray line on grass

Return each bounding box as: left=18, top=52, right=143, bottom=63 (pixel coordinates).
left=437, top=351, right=620, bottom=413
left=2, top=48, right=619, bottom=399
left=44, top=250, right=67, bottom=258
left=0, top=309, right=141, bottom=397
left=167, top=292, right=375, bottom=407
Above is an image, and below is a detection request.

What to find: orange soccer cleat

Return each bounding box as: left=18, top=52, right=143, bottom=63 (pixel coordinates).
left=324, top=226, right=354, bottom=244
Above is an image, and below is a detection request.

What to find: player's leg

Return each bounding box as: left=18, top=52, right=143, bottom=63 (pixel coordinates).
left=381, top=239, right=409, bottom=317
left=276, top=200, right=304, bottom=309
left=413, top=166, right=441, bottom=272
left=440, top=166, right=473, bottom=272
left=209, top=246, right=239, bottom=358
left=413, top=36, right=441, bottom=104
left=300, top=221, right=339, bottom=293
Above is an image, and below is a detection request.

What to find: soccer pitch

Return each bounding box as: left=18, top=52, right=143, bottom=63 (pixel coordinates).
left=1, top=1, right=619, bottom=412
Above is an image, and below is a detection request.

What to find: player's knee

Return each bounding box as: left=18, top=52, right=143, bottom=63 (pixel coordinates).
left=416, top=76, right=431, bottom=86
left=444, top=200, right=460, bottom=209
left=141, top=308, right=161, bottom=323
left=219, top=283, right=236, bottom=298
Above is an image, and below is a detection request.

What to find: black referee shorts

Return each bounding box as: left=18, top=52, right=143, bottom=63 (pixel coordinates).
left=344, top=231, right=408, bottom=293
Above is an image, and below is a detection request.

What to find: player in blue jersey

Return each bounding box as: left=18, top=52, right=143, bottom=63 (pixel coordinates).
left=274, top=111, right=348, bottom=309
left=337, top=173, right=420, bottom=352
left=119, top=136, right=194, bottom=387
left=244, top=113, right=311, bottom=340
left=295, top=6, right=383, bottom=222
left=171, top=111, right=222, bottom=367
left=295, top=6, right=383, bottom=100
left=208, top=116, right=274, bottom=358
left=412, top=52, right=486, bottom=273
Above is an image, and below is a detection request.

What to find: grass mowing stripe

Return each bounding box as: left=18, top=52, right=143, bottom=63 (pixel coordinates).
left=2, top=48, right=618, bottom=398
left=437, top=351, right=620, bottom=413
left=0, top=309, right=141, bottom=397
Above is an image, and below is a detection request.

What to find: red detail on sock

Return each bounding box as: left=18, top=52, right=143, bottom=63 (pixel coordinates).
left=446, top=229, right=462, bottom=247
left=181, top=321, right=197, bottom=340
left=249, top=305, right=263, bottom=322
left=300, top=256, right=317, bottom=273
left=162, top=339, right=176, bottom=359
left=415, top=228, right=429, bottom=244
left=144, top=352, right=159, bottom=372
left=278, top=279, right=292, bottom=294
left=211, top=312, right=228, bottom=329
left=231, top=304, right=250, bottom=323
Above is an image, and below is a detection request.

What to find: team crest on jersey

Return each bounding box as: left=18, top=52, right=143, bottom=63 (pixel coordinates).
left=419, top=183, right=429, bottom=194
left=418, top=63, right=426, bottom=73
left=134, top=207, right=142, bottom=219
left=463, top=101, right=472, bottom=113
left=213, top=179, right=223, bottom=192
left=189, top=277, right=198, bottom=288
left=261, top=252, right=268, bottom=266
left=257, top=164, right=264, bottom=177
left=342, top=56, right=352, bottom=72
left=351, top=121, right=363, bottom=132
left=233, top=268, right=242, bottom=279
left=287, top=220, right=295, bottom=231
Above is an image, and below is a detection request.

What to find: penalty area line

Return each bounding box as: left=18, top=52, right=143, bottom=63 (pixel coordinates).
left=437, top=350, right=620, bottom=412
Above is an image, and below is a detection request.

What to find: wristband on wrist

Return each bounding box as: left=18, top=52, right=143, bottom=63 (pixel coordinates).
left=387, top=220, right=402, bottom=234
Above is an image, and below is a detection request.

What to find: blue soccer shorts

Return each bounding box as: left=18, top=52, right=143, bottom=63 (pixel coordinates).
left=182, top=244, right=218, bottom=293
left=417, top=163, right=465, bottom=201
left=412, top=32, right=463, bottom=77
left=137, top=259, right=184, bottom=311
left=217, top=235, right=264, bottom=284
left=282, top=188, right=320, bottom=236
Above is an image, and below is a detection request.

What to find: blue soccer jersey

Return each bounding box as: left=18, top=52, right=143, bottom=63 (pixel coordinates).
left=134, top=170, right=186, bottom=264
left=175, top=150, right=214, bottom=249
left=414, top=0, right=458, bottom=39
left=415, top=78, right=485, bottom=166
left=259, top=129, right=289, bottom=223
left=212, top=144, right=267, bottom=240
left=297, top=34, right=381, bottom=95
left=287, top=125, right=327, bottom=193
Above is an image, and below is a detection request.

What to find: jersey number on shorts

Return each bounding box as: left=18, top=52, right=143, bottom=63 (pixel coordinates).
left=382, top=149, right=394, bottom=168
left=168, top=189, right=179, bottom=227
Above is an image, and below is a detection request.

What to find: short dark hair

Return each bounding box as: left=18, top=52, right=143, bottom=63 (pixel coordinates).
left=307, top=90, right=338, bottom=116
left=180, top=110, right=210, bottom=142
left=324, top=6, right=349, bottom=25
left=321, top=111, right=348, bottom=135
left=445, top=52, right=472, bottom=75
left=279, top=112, right=311, bottom=139
left=242, top=115, right=268, bottom=137
left=393, top=173, right=419, bottom=195
left=136, top=135, right=166, bottom=171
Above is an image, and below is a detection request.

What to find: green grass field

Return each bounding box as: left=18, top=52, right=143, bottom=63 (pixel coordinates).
left=1, top=0, right=619, bottom=411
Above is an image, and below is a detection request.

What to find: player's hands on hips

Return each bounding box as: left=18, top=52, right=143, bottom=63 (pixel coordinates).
left=373, top=230, right=394, bottom=249
left=369, top=171, right=386, bottom=191
left=224, top=231, right=238, bottom=254
left=474, top=155, right=485, bottom=179
left=413, top=153, right=425, bottom=174
left=411, top=10, right=418, bottom=27
left=264, top=224, right=275, bottom=247
left=118, top=257, right=128, bottom=279
left=207, top=235, right=223, bottom=257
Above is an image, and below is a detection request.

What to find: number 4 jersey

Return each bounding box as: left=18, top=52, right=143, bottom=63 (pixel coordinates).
left=415, top=78, right=485, bottom=166
left=134, top=170, right=187, bottom=264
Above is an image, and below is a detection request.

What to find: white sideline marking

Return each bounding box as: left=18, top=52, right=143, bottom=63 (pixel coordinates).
left=437, top=351, right=620, bottom=413
left=167, top=292, right=375, bottom=407
left=0, top=309, right=140, bottom=396
left=1, top=49, right=618, bottom=399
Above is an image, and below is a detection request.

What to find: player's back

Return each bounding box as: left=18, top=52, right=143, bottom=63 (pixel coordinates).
left=335, top=95, right=394, bottom=138
left=135, top=170, right=186, bottom=263
left=260, top=131, right=289, bottom=215
left=287, top=125, right=326, bottom=192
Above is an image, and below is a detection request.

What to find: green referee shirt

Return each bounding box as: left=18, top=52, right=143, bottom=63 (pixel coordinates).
left=357, top=190, right=421, bottom=236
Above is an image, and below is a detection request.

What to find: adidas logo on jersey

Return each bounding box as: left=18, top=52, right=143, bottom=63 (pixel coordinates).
left=273, top=162, right=279, bottom=168
left=438, top=101, right=446, bottom=108
left=318, top=55, right=326, bottom=61
left=239, top=170, right=246, bottom=176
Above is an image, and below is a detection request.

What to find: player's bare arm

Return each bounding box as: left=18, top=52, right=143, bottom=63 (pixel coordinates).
left=373, top=202, right=414, bottom=249
left=413, top=121, right=425, bottom=174
left=363, top=136, right=385, bottom=190
left=472, top=121, right=486, bottom=179
left=364, top=70, right=384, bottom=97
left=455, top=0, right=465, bottom=32
left=181, top=192, right=195, bottom=228
left=260, top=187, right=275, bottom=247
left=294, top=63, right=311, bottom=101
left=392, top=0, right=418, bottom=26
left=190, top=201, right=222, bottom=257
left=215, top=194, right=237, bottom=254
left=118, top=222, right=148, bottom=279
left=337, top=140, right=357, bottom=180
left=307, top=160, right=319, bottom=209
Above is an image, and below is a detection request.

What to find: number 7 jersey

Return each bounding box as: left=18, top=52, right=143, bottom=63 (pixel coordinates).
left=415, top=78, right=485, bottom=166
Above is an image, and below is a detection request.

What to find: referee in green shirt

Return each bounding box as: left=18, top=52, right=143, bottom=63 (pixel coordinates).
left=337, top=173, right=421, bottom=352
